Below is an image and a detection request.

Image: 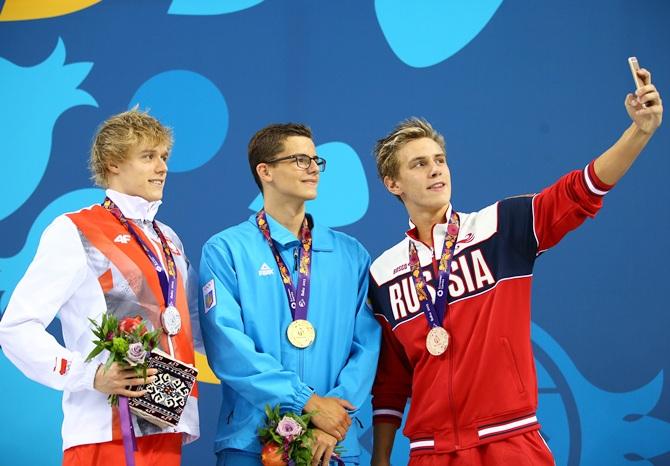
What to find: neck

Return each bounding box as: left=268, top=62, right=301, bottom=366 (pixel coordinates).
left=409, top=204, right=450, bottom=246
left=263, top=195, right=306, bottom=238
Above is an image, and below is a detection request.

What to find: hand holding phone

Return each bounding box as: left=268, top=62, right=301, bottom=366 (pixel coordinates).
left=628, top=56, right=644, bottom=90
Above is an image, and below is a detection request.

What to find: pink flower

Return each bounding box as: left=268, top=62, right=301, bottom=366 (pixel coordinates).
left=275, top=416, right=303, bottom=441
left=125, top=342, right=147, bottom=366
left=447, top=224, right=458, bottom=236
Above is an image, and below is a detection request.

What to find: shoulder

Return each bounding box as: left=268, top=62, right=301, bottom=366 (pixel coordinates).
left=315, top=223, right=371, bottom=265
left=46, top=207, right=99, bottom=240
left=201, top=220, right=259, bottom=265
left=204, top=219, right=257, bottom=248
left=330, top=228, right=368, bottom=253
left=370, top=237, right=410, bottom=286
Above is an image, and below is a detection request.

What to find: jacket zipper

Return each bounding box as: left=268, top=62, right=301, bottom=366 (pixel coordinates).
left=429, top=222, right=460, bottom=448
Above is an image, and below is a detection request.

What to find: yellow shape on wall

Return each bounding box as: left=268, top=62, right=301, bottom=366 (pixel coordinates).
left=195, top=350, right=220, bottom=384
left=0, top=0, right=101, bottom=21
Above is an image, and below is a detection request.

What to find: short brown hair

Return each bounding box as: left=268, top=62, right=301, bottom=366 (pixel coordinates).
left=248, top=123, right=312, bottom=191
left=374, top=117, right=446, bottom=181
left=89, top=108, right=173, bottom=187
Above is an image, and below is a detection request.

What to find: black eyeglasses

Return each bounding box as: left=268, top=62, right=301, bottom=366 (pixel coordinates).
left=265, top=154, right=327, bottom=172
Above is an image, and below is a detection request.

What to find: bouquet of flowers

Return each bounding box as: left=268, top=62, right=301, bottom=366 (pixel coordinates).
left=258, top=405, right=315, bottom=466
left=86, top=313, right=161, bottom=405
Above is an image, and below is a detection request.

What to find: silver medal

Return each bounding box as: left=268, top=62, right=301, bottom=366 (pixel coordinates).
left=161, top=305, right=182, bottom=336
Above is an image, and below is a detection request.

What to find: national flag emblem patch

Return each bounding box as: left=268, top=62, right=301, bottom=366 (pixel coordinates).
left=54, top=357, right=70, bottom=376
left=203, top=279, right=216, bottom=313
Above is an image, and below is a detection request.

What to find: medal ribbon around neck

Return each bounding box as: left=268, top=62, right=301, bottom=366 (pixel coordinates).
left=103, top=198, right=179, bottom=332
left=408, top=210, right=460, bottom=331
left=256, top=209, right=312, bottom=322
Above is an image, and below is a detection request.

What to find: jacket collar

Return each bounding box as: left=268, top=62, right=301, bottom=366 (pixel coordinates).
left=247, top=211, right=333, bottom=251
left=105, top=189, right=161, bottom=222
left=406, top=204, right=453, bottom=250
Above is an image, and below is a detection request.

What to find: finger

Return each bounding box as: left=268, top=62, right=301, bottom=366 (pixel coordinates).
left=126, top=375, right=157, bottom=386
left=638, top=92, right=661, bottom=106
left=118, top=388, right=147, bottom=398
left=312, top=443, right=326, bottom=466
left=637, top=68, right=651, bottom=86
left=635, top=84, right=656, bottom=96
left=119, top=367, right=157, bottom=379
left=626, top=93, right=639, bottom=108
left=336, top=398, right=356, bottom=411
left=635, top=106, right=663, bottom=116
left=324, top=445, right=335, bottom=465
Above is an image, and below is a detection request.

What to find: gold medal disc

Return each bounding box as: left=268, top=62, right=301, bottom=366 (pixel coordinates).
left=426, top=326, right=449, bottom=356
left=287, top=319, right=316, bottom=348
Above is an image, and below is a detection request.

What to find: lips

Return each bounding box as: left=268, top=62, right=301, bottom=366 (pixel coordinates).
left=428, top=182, right=446, bottom=190
left=149, top=179, right=164, bottom=186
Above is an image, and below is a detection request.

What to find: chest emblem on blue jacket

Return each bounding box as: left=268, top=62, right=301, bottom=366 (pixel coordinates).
left=258, top=263, right=274, bottom=276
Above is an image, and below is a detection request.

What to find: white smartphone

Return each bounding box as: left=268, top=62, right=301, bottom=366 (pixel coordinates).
left=628, top=56, right=644, bottom=90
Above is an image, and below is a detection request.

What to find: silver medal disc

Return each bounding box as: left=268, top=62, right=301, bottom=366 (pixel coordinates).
left=426, top=326, right=449, bottom=356
left=161, top=305, right=182, bottom=336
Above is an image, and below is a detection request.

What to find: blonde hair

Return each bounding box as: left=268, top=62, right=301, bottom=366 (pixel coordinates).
left=89, top=107, right=173, bottom=187
left=374, top=117, right=446, bottom=181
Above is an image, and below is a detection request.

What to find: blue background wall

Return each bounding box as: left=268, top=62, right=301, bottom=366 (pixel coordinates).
left=1, top=1, right=669, bottom=464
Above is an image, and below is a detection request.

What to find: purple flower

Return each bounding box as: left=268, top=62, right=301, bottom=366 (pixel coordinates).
left=275, top=416, right=303, bottom=441
left=125, top=342, right=147, bottom=366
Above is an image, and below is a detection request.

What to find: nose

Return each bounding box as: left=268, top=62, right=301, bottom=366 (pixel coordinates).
left=156, top=157, right=168, bottom=173
left=306, top=158, right=320, bottom=175
left=428, top=159, right=442, bottom=177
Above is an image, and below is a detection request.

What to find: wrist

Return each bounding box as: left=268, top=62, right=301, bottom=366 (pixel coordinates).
left=631, top=121, right=656, bottom=137
left=304, top=393, right=320, bottom=413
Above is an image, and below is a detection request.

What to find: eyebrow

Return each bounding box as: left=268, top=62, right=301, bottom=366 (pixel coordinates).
left=140, top=149, right=170, bottom=157
left=408, top=153, right=445, bottom=163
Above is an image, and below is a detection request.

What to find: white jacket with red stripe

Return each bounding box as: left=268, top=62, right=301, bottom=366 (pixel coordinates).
left=369, top=162, right=612, bottom=455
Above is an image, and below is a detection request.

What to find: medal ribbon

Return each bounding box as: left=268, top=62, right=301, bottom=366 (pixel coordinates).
left=103, top=197, right=177, bottom=309
left=408, top=210, right=460, bottom=328
left=256, top=210, right=312, bottom=321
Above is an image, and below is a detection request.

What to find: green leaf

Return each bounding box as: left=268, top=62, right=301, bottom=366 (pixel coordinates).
left=85, top=345, right=105, bottom=362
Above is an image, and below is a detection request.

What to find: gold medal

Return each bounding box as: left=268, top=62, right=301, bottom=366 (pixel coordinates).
left=287, top=319, right=316, bottom=348
left=426, top=326, right=449, bottom=356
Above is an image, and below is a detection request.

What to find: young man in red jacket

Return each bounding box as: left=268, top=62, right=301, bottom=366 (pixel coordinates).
left=368, top=68, right=662, bottom=465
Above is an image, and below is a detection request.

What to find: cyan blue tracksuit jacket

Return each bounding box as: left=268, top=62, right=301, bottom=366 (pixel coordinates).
left=199, top=213, right=381, bottom=462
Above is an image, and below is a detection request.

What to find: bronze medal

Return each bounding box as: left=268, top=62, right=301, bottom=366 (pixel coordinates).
left=426, top=326, right=449, bottom=356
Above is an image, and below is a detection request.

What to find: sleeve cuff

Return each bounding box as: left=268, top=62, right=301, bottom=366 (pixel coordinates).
left=287, top=383, right=314, bottom=414
left=583, top=161, right=615, bottom=197
left=372, top=408, right=404, bottom=427
left=64, top=357, right=101, bottom=392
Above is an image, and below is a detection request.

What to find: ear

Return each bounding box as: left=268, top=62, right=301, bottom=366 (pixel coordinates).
left=256, top=163, right=273, bottom=184
left=384, top=175, right=403, bottom=196
left=106, top=161, right=121, bottom=175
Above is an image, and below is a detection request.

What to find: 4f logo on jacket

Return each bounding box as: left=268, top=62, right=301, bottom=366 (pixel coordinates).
left=113, top=234, right=131, bottom=244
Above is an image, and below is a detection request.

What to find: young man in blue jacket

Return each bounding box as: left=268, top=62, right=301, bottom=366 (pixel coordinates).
left=199, top=123, right=381, bottom=466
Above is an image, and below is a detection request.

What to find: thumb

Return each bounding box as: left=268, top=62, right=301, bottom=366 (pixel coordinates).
left=336, top=398, right=356, bottom=410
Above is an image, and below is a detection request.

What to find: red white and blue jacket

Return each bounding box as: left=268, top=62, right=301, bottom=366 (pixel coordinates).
left=369, top=162, right=612, bottom=455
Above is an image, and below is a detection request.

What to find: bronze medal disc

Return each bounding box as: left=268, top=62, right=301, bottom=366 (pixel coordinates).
left=287, top=319, right=316, bottom=348
left=426, top=326, right=449, bottom=356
